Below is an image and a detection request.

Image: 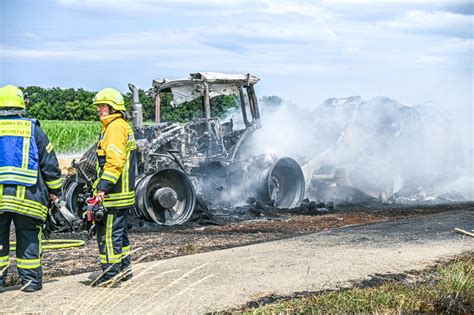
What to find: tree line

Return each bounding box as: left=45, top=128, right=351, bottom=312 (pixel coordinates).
left=21, top=86, right=271, bottom=123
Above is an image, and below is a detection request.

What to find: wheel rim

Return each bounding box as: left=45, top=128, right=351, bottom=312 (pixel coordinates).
left=135, top=169, right=196, bottom=225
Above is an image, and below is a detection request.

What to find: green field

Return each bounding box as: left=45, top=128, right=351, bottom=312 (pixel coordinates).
left=41, top=120, right=100, bottom=154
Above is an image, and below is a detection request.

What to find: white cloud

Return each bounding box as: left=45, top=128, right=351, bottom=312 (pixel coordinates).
left=417, top=56, right=446, bottom=64
left=260, top=0, right=332, bottom=20
left=1, top=31, right=207, bottom=61
left=436, top=38, right=473, bottom=54
left=5, top=0, right=471, bottom=98
left=56, top=0, right=252, bottom=12
left=4, top=30, right=340, bottom=75
left=322, top=0, right=458, bottom=3
left=388, top=10, right=472, bottom=35
left=192, top=23, right=337, bottom=42
left=22, top=32, right=41, bottom=40
left=1, top=47, right=136, bottom=61
left=153, top=59, right=338, bottom=75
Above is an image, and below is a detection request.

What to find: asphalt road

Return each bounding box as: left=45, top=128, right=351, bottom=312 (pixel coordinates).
left=1, top=210, right=473, bottom=314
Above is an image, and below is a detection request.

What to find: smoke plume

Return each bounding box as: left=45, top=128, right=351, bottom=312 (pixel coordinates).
left=248, top=95, right=473, bottom=204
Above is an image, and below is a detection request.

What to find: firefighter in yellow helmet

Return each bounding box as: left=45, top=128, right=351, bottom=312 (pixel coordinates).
left=92, top=88, right=136, bottom=285
left=0, top=85, right=62, bottom=292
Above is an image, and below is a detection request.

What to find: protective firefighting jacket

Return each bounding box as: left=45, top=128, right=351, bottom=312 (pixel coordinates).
left=94, top=113, right=137, bottom=209
left=0, top=116, right=62, bottom=221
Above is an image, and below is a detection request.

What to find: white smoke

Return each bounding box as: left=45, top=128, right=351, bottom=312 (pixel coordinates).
left=247, top=95, right=473, bottom=204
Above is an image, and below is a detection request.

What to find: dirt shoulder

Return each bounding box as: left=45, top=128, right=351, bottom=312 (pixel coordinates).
left=1, top=209, right=472, bottom=313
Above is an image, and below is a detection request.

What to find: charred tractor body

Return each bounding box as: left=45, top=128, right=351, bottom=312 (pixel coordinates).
left=63, top=73, right=305, bottom=226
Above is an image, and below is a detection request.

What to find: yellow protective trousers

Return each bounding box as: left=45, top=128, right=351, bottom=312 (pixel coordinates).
left=96, top=207, right=131, bottom=281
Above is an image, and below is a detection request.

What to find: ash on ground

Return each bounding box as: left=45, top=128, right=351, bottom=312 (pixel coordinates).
left=128, top=196, right=334, bottom=232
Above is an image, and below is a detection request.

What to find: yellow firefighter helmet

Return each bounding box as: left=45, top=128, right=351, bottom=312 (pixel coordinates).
left=0, top=84, right=26, bottom=109
left=93, top=88, right=126, bottom=112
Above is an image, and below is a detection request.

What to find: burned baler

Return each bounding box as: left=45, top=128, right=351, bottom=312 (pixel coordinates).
left=129, top=73, right=305, bottom=225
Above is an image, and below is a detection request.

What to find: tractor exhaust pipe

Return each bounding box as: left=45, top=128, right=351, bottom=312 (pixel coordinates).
left=128, top=83, right=143, bottom=130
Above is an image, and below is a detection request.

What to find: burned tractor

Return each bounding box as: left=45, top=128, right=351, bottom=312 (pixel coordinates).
left=63, top=72, right=305, bottom=226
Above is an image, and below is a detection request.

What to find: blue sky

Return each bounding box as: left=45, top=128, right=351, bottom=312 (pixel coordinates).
left=0, top=0, right=472, bottom=130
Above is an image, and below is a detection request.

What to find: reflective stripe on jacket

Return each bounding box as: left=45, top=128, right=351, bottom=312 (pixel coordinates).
left=0, top=118, right=39, bottom=186
left=94, top=113, right=137, bottom=209
left=0, top=117, right=62, bottom=221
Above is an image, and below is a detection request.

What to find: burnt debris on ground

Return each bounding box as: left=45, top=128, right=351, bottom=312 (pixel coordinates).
left=127, top=196, right=335, bottom=231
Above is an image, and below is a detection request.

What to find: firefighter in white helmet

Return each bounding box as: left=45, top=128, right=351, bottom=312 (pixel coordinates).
left=92, top=88, right=137, bottom=285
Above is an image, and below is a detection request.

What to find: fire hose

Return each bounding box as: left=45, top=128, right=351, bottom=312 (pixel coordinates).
left=9, top=239, right=85, bottom=251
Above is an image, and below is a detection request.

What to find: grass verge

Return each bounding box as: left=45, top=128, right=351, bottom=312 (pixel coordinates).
left=236, top=254, right=473, bottom=314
